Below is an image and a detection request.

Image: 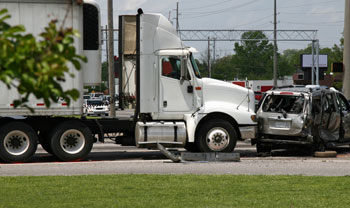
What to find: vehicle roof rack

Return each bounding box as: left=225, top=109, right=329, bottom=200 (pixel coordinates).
left=270, top=85, right=329, bottom=93
left=271, top=85, right=305, bottom=90
left=305, top=85, right=329, bottom=92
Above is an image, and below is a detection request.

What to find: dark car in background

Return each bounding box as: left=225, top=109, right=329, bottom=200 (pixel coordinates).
left=252, top=85, right=350, bottom=155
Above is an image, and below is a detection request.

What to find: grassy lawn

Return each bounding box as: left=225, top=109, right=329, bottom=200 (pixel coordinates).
left=1, top=175, right=350, bottom=208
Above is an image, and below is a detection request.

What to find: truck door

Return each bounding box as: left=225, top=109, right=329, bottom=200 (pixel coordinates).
left=160, top=56, right=193, bottom=112
left=335, top=93, right=350, bottom=140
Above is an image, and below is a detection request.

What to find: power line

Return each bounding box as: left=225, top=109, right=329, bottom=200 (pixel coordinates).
left=186, top=0, right=342, bottom=14
left=234, top=14, right=275, bottom=29
left=178, top=0, right=202, bottom=4
left=278, top=0, right=340, bottom=9
left=179, top=0, right=259, bottom=19
left=282, top=10, right=344, bottom=15
left=249, top=22, right=273, bottom=29
left=182, top=0, right=234, bottom=11
left=282, top=21, right=343, bottom=25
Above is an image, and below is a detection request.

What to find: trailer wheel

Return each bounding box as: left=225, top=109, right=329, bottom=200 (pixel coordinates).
left=49, top=121, right=93, bottom=162
left=0, top=122, right=38, bottom=163
left=197, top=119, right=237, bottom=152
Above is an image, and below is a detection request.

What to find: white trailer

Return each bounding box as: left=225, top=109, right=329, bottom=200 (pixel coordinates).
left=0, top=0, right=101, bottom=162
left=0, top=1, right=257, bottom=163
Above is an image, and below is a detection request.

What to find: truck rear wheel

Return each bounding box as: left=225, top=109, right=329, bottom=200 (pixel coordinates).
left=197, top=119, right=237, bottom=152
left=49, top=121, right=93, bottom=162
left=0, top=122, right=38, bottom=163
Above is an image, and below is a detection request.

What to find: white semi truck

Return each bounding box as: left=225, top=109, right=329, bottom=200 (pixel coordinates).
left=0, top=0, right=257, bottom=163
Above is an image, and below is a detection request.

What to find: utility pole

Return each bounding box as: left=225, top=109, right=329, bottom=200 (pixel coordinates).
left=108, top=0, right=116, bottom=117
left=273, top=0, right=278, bottom=87
left=311, top=41, right=315, bottom=85
left=105, top=25, right=109, bottom=90
left=208, top=37, right=211, bottom=78
left=343, top=0, right=350, bottom=99
left=213, top=38, right=216, bottom=64
left=176, top=2, right=179, bottom=32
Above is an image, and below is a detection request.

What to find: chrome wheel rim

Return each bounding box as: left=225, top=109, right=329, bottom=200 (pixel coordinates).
left=206, top=127, right=230, bottom=151
left=3, top=130, right=30, bottom=156
left=59, top=130, right=85, bottom=154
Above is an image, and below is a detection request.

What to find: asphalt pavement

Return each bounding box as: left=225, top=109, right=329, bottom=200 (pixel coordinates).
left=1, top=141, right=350, bottom=176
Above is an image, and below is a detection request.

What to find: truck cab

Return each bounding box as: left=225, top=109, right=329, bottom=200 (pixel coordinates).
left=120, top=13, right=257, bottom=152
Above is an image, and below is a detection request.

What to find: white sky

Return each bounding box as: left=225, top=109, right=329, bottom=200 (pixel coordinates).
left=95, top=0, right=345, bottom=60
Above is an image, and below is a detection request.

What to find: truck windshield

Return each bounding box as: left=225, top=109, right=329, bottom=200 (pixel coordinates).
left=190, top=53, right=201, bottom=78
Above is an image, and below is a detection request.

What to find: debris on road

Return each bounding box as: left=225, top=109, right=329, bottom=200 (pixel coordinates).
left=157, top=143, right=240, bottom=162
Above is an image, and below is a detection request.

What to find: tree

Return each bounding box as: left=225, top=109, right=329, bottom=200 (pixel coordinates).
left=211, top=55, right=235, bottom=80
left=231, top=31, right=274, bottom=80
left=282, top=35, right=344, bottom=74
left=0, top=9, right=86, bottom=109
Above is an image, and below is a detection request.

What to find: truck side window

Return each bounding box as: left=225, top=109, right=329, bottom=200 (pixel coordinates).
left=162, top=57, right=181, bottom=80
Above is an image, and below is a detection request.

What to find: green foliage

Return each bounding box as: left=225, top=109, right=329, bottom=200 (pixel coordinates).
left=232, top=31, right=274, bottom=80
left=0, top=9, right=86, bottom=109
left=208, top=31, right=276, bottom=80
left=1, top=175, right=350, bottom=208
left=211, top=56, right=235, bottom=80
left=200, top=33, right=343, bottom=82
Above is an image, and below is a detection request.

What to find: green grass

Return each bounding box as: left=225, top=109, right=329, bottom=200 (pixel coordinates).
left=1, top=175, right=350, bottom=208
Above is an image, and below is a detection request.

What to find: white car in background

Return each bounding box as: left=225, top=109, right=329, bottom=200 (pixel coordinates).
left=84, top=99, right=109, bottom=116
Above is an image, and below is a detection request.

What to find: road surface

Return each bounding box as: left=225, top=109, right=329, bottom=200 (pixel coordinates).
left=1, top=141, right=350, bottom=176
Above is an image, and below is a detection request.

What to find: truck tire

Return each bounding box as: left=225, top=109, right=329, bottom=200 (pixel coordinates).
left=0, top=122, right=38, bottom=163
left=197, top=119, right=237, bottom=152
left=49, top=121, right=93, bottom=162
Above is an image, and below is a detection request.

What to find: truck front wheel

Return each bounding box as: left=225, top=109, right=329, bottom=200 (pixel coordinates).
left=49, top=121, right=93, bottom=162
left=0, top=122, right=38, bottom=163
left=197, top=119, right=237, bottom=152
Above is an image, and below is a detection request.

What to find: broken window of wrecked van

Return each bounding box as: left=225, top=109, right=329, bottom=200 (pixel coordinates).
left=262, top=95, right=304, bottom=114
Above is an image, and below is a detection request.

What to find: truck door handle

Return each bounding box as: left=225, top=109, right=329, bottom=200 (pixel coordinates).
left=163, top=101, right=167, bottom=107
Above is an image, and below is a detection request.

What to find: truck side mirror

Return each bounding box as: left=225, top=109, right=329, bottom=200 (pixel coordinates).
left=180, top=57, right=188, bottom=81
left=181, top=57, right=187, bottom=80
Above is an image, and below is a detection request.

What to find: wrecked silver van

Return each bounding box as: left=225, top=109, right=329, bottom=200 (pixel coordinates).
left=252, top=85, right=350, bottom=155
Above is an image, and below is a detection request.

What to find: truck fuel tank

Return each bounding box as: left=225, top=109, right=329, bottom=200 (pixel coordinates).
left=135, top=122, right=186, bottom=148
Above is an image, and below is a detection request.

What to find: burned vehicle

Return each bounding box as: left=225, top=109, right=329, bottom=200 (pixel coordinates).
left=252, top=85, right=350, bottom=155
